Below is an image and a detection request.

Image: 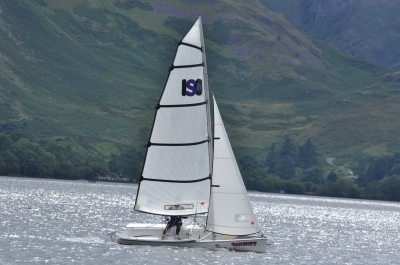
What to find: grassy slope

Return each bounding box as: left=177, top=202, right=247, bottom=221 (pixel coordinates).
left=0, top=0, right=399, bottom=167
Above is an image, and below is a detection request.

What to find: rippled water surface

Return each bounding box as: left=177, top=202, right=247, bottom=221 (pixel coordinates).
left=1, top=177, right=399, bottom=264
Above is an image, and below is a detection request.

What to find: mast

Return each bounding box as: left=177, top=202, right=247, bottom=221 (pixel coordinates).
left=134, top=17, right=212, bottom=216
left=200, top=18, right=213, bottom=179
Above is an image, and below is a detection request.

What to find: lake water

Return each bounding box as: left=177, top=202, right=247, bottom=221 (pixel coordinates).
left=0, top=177, right=399, bottom=264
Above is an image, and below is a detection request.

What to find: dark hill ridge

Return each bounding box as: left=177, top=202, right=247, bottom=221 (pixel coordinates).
left=0, top=0, right=399, bottom=163
left=259, top=0, right=400, bottom=70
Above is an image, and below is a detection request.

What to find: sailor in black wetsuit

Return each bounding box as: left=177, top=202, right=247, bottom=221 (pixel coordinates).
left=162, top=216, right=182, bottom=239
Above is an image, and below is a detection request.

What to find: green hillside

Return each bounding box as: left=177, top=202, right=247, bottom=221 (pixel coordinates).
left=1, top=0, right=400, bottom=176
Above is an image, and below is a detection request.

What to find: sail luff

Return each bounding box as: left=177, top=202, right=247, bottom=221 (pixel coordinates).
left=134, top=17, right=212, bottom=216
left=199, top=16, right=214, bottom=205
left=133, top=49, right=179, bottom=213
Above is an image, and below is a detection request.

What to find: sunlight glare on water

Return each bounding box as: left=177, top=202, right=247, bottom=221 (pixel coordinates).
left=0, top=177, right=399, bottom=264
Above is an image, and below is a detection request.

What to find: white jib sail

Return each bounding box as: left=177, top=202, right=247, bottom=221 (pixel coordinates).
left=134, top=17, right=212, bottom=216
left=206, top=96, right=260, bottom=235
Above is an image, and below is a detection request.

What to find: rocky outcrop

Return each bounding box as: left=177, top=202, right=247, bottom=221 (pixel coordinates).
left=306, top=0, right=355, bottom=22
left=260, top=0, right=400, bottom=70
left=385, top=72, right=400, bottom=83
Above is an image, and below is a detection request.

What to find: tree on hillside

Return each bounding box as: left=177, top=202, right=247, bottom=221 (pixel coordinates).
left=238, top=155, right=262, bottom=172
left=277, top=155, right=296, bottom=180
left=0, top=155, right=5, bottom=174
left=266, top=143, right=278, bottom=173
left=279, top=136, right=297, bottom=160
left=319, top=178, right=359, bottom=198
left=88, top=160, right=109, bottom=177
left=365, top=181, right=381, bottom=199
left=0, top=151, right=20, bottom=175
left=0, top=134, right=20, bottom=175
left=327, top=170, right=338, bottom=182
left=297, top=138, right=319, bottom=169
left=356, top=154, right=400, bottom=190
left=378, top=175, right=400, bottom=201
left=0, top=133, right=14, bottom=152
left=275, top=136, right=297, bottom=180
left=301, top=165, right=325, bottom=185
left=354, top=157, right=374, bottom=188
left=387, top=163, right=400, bottom=176
left=76, top=166, right=93, bottom=180
left=276, top=179, right=306, bottom=194
left=56, top=160, right=76, bottom=179
left=15, top=138, right=57, bottom=178
left=108, top=148, right=143, bottom=180
left=237, top=155, right=264, bottom=186
left=370, top=157, right=390, bottom=181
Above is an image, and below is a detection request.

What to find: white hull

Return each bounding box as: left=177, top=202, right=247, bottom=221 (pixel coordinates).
left=106, top=223, right=267, bottom=253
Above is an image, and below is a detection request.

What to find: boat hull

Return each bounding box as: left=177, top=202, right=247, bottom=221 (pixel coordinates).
left=106, top=223, right=267, bottom=253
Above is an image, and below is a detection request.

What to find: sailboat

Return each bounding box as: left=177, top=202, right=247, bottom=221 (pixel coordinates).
left=107, top=16, right=267, bottom=253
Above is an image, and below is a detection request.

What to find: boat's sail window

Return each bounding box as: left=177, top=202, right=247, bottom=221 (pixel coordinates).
left=235, top=214, right=251, bottom=222
left=164, top=204, right=194, bottom=210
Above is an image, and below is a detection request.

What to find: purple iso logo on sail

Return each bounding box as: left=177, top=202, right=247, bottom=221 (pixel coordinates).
left=182, top=79, right=202, bottom=97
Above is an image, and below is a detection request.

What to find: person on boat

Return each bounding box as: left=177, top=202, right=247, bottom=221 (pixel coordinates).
left=162, top=216, right=182, bottom=240
left=170, top=204, right=182, bottom=210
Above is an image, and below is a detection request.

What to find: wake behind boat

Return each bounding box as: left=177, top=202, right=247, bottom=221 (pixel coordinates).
left=106, top=16, right=267, bottom=253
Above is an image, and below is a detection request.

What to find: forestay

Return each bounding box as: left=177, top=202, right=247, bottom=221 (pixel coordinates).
left=134, top=17, right=212, bottom=216
left=206, top=97, right=260, bottom=235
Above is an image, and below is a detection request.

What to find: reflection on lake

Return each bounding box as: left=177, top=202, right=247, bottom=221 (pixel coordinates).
left=0, top=176, right=399, bottom=264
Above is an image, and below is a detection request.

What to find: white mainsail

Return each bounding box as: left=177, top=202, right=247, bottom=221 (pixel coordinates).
left=206, top=96, right=260, bottom=235
left=134, top=17, right=212, bottom=216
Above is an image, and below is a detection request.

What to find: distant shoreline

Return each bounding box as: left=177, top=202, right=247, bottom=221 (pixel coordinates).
left=0, top=175, right=137, bottom=185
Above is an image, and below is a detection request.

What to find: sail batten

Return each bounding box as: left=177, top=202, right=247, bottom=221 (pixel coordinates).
left=179, top=41, right=202, bottom=51
left=158, top=100, right=207, bottom=108
left=141, top=175, right=211, bottom=183
left=134, top=16, right=211, bottom=216
left=171, top=63, right=204, bottom=70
